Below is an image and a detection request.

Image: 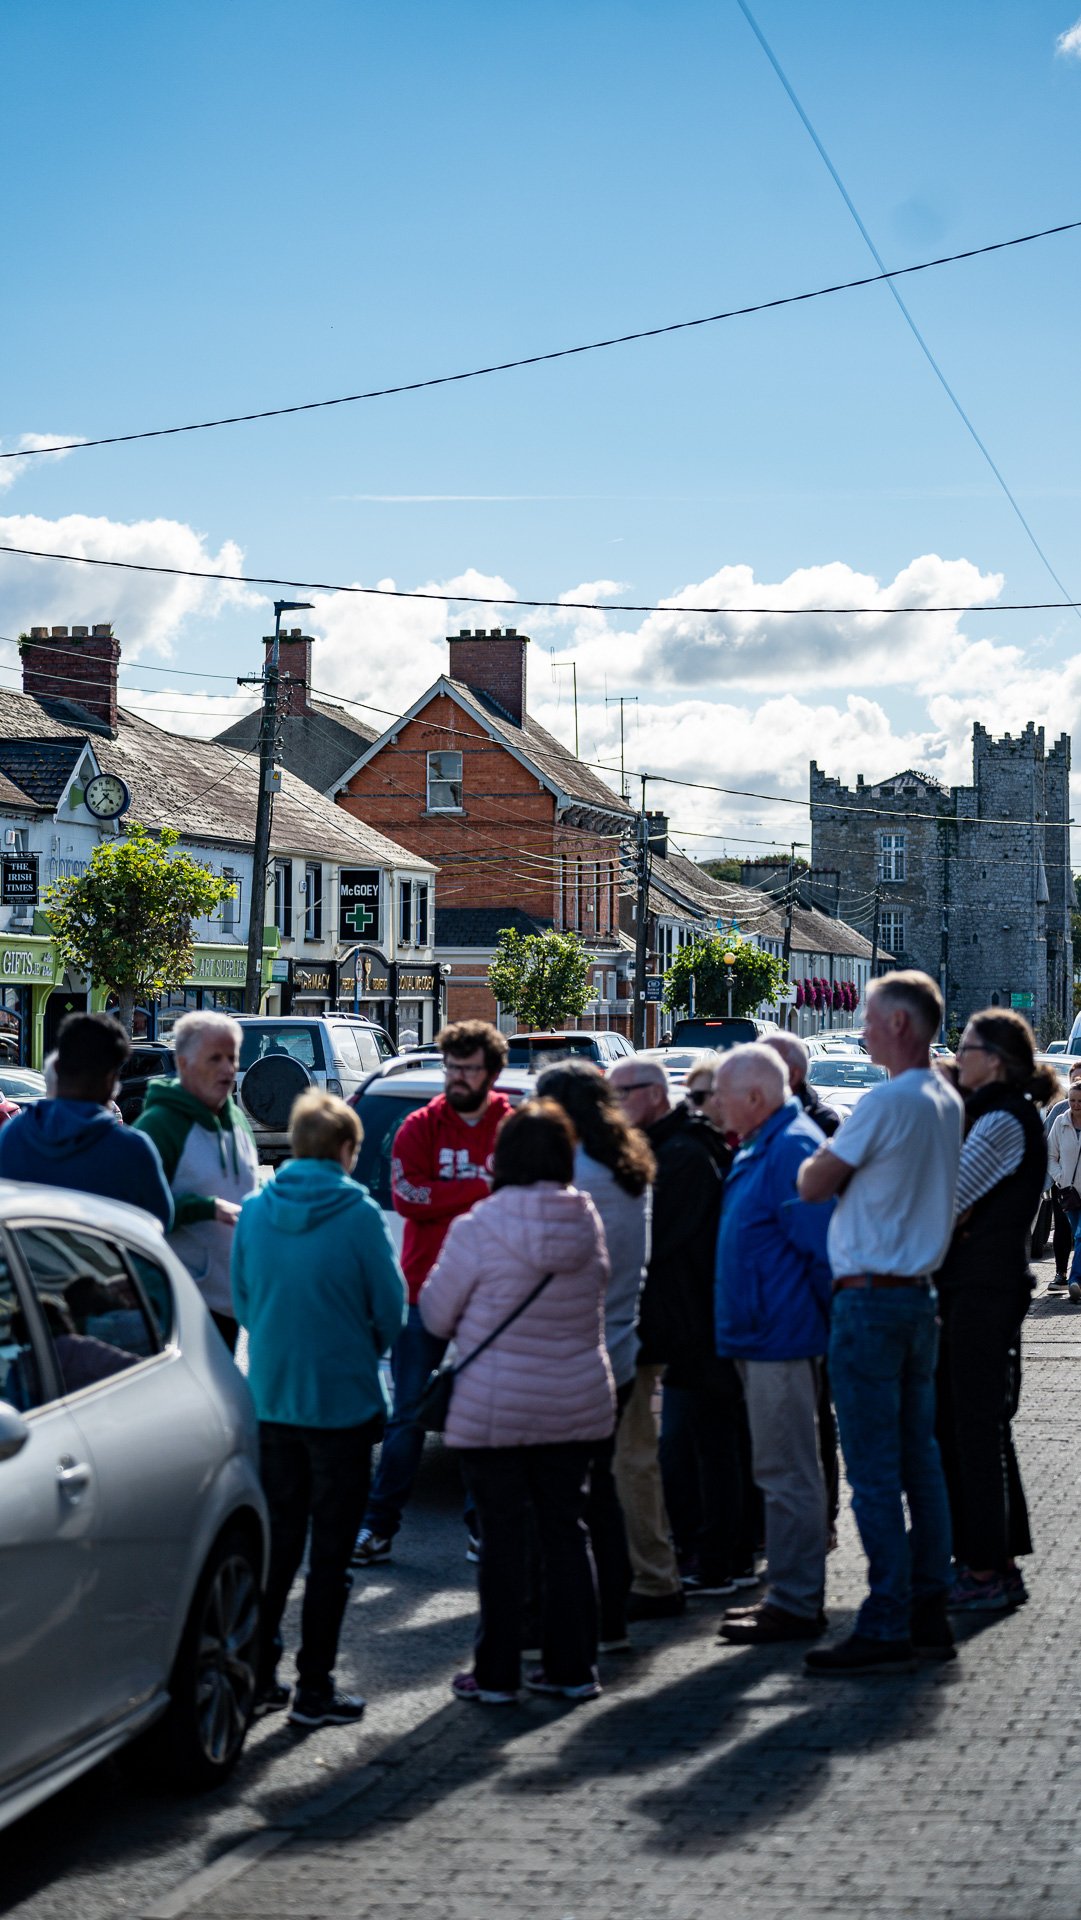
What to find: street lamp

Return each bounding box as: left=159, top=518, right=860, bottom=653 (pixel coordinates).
left=242, top=599, right=314, bottom=1013
left=722, top=948, right=736, bottom=1018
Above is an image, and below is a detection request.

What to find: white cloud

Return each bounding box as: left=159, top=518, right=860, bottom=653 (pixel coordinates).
left=0, top=432, right=88, bottom=493
left=1056, top=16, right=1081, bottom=55
left=0, top=512, right=263, bottom=659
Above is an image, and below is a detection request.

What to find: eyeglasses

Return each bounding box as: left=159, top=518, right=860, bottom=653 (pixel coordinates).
left=444, top=1060, right=489, bottom=1079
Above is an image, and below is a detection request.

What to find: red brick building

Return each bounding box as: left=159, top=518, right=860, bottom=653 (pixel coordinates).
left=335, top=630, right=634, bottom=1027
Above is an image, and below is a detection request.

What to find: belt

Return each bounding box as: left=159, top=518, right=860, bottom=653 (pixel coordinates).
left=833, top=1273, right=932, bottom=1293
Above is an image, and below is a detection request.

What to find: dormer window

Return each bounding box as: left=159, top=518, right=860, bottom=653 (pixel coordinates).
left=427, top=751, right=463, bottom=811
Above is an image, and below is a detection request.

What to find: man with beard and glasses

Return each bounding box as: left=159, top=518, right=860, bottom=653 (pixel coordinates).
left=353, top=1020, right=511, bottom=1565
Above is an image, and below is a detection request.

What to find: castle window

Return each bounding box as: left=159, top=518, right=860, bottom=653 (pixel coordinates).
left=877, top=833, right=906, bottom=883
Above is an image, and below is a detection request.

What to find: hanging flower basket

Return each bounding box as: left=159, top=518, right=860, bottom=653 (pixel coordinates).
left=794, top=981, right=804, bottom=1008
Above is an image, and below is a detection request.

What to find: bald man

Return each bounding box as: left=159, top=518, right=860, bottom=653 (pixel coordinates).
left=712, top=1045, right=834, bottom=1645
left=763, top=1034, right=841, bottom=1139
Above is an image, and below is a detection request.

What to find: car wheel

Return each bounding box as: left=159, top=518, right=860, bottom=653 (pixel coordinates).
left=142, top=1524, right=261, bottom=1789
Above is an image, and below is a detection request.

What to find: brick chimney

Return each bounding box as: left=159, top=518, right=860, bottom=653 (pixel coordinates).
left=646, top=811, right=668, bottom=860
left=21, top=624, right=119, bottom=732
left=447, top=627, right=528, bottom=726
left=265, top=628, right=313, bottom=718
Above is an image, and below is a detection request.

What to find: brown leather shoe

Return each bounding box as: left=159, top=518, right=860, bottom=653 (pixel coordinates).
left=718, top=1603, right=827, bottom=1644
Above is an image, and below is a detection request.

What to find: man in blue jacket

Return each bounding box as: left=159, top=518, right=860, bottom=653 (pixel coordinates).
left=0, top=1013, right=172, bottom=1228
left=712, top=1044, right=834, bottom=1645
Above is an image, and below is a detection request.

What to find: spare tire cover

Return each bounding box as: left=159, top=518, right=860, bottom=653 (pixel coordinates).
left=240, top=1055, right=312, bottom=1130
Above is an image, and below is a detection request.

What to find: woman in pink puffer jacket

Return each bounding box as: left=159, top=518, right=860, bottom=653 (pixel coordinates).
left=420, top=1098, right=614, bottom=1705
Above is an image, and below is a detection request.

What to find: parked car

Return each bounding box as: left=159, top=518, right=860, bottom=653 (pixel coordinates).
left=503, top=1031, right=636, bottom=1070
left=669, top=1017, right=782, bottom=1050
left=636, top=1046, right=719, bottom=1087
left=0, top=1183, right=268, bottom=1831
left=235, top=1015, right=397, bottom=1161
left=116, top=1043, right=175, bottom=1125
left=1045, top=1040, right=1067, bottom=1055
left=350, top=1062, right=535, bottom=1251
left=0, top=1069, right=47, bottom=1109
left=805, top=1055, right=889, bottom=1116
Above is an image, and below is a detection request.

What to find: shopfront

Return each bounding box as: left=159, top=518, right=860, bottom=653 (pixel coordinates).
left=97, top=943, right=275, bottom=1040
left=286, top=960, right=336, bottom=1017
left=336, top=947, right=393, bottom=1033
left=0, top=935, right=64, bottom=1067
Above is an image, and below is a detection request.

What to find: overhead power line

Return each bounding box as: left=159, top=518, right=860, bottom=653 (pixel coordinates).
left=736, top=0, right=1080, bottom=622
left=3, top=218, right=1078, bottom=463
left=0, top=541, right=1076, bottom=615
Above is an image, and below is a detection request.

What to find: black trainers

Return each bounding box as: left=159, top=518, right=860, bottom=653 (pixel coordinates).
left=252, top=1678, right=291, bottom=1718
left=288, top=1688, right=367, bottom=1728
left=804, top=1632, right=917, bottom=1676
left=910, top=1601, right=956, bottom=1661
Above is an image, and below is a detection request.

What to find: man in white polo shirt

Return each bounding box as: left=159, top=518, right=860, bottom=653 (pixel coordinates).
left=797, top=970, right=963, bottom=1675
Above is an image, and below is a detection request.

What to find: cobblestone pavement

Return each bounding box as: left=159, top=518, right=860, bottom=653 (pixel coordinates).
left=163, top=1259, right=1081, bottom=1920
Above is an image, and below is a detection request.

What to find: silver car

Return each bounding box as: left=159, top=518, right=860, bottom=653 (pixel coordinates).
left=0, top=1183, right=268, bottom=1831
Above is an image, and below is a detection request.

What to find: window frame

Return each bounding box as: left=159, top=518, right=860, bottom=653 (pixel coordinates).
left=877, top=832, right=907, bottom=883
left=879, top=907, right=905, bottom=952
left=398, top=879, right=413, bottom=947
left=426, top=750, right=463, bottom=813
left=273, top=859, right=293, bottom=938
left=3, top=1220, right=175, bottom=1408
left=303, top=862, right=323, bottom=941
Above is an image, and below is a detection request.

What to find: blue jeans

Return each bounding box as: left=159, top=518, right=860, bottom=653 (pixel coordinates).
left=1066, top=1210, right=1081, bottom=1282
left=363, top=1306, right=447, bottom=1540
left=829, top=1287, right=952, bottom=1641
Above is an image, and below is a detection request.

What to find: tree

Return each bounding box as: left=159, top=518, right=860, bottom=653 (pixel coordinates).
left=662, top=934, right=787, bottom=1019
left=487, top=927, right=594, bottom=1031
left=45, top=823, right=237, bottom=1034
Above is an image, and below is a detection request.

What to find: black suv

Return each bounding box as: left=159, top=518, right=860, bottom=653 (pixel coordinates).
left=117, top=1043, right=175, bottom=1125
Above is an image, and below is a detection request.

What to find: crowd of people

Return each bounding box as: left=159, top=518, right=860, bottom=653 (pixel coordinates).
left=0, top=971, right=1063, bottom=1726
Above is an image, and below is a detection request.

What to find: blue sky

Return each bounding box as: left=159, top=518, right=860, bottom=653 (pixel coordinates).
left=3, top=0, right=1081, bottom=866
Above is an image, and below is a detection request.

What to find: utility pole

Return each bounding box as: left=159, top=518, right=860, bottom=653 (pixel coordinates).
left=240, top=599, right=312, bottom=1013
left=550, top=655, right=579, bottom=757
left=605, top=694, right=638, bottom=802
left=780, top=839, right=798, bottom=981
left=633, top=773, right=651, bottom=1048
left=869, top=883, right=881, bottom=985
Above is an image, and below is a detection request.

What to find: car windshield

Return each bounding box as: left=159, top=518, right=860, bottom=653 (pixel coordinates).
left=506, top=1037, right=596, bottom=1067
left=238, top=1024, right=326, bottom=1072
left=671, top=1019, right=758, bottom=1050
left=807, top=1060, right=887, bottom=1089
left=0, top=1070, right=47, bottom=1098
left=353, top=1092, right=430, bottom=1207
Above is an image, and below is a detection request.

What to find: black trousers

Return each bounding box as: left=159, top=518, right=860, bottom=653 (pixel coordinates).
left=584, top=1380, right=634, bottom=1640
left=1052, top=1190, right=1074, bottom=1272
left=935, top=1283, right=1032, bottom=1573
left=458, top=1443, right=597, bottom=1693
left=259, top=1419, right=381, bottom=1695
left=659, top=1364, right=756, bottom=1582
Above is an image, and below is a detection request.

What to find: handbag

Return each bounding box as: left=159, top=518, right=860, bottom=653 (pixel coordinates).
left=409, top=1269, right=556, bottom=1433
left=1056, top=1133, right=1081, bottom=1212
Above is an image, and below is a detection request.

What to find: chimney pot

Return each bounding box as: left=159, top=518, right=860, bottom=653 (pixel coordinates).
left=30, top=627, right=47, bottom=638
left=71, top=625, right=88, bottom=637
left=51, top=626, right=68, bottom=637
left=92, top=624, right=112, bottom=637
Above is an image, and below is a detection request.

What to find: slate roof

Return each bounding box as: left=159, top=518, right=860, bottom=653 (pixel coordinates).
left=434, top=906, right=554, bottom=946
left=0, top=739, right=86, bottom=808
left=216, top=698, right=378, bottom=797
left=641, top=847, right=877, bottom=959
left=443, top=679, right=632, bottom=820
left=0, top=688, right=432, bottom=871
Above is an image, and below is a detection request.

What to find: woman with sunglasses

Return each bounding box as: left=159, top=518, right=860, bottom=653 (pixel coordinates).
left=937, top=1011, right=1058, bottom=1613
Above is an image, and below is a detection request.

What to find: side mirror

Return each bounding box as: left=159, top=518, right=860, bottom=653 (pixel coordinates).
left=0, top=1401, right=30, bottom=1462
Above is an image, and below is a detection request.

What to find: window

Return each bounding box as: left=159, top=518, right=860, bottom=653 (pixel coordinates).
left=304, top=863, right=322, bottom=940
left=125, top=1250, right=176, bottom=1345
left=878, top=833, right=906, bottom=882
left=274, top=860, right=293, bottom=938
left=0, top=1247, right=43, bottom=1411
left=221, top=867, right=237, bottom=932
left=13, top=1225, right=163, bottom=1395
left=415, top=882, right=429, bottom=947
left=398, top=880, right=412, bottom=946
left=427, top=751, right=463, bottom=811
left=238, top=1023, right=325, bottom=1072
left=879, top=908, right=905, bottom=952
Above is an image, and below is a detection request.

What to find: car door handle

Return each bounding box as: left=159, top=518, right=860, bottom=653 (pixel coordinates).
left=56, top=1456, right=92, bottom=1495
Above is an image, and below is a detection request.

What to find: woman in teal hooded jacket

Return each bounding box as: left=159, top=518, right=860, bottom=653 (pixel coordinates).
left=231, top=1090, right=406, bottom=1729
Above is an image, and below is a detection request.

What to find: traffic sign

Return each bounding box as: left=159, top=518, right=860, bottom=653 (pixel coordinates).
left=1010, top=991, right=1035, bottom=1010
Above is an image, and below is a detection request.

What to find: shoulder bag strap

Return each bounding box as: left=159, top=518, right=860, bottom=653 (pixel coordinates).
left=450, top=1270, right=556, bottom=1379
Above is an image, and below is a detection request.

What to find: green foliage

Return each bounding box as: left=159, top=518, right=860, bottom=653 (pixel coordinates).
left=662, top=935, right=787, bottom=1018
left=45, top=823, right=236, bottom=1033
left=487, top=927, right=594, bottom=1031
left=699, top=858, right=742, bottom=883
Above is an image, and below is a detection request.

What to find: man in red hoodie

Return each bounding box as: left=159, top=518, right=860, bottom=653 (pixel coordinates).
left=353, top=1020, right=511, bottom=1563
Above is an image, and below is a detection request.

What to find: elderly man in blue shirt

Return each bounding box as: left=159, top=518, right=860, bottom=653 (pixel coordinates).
left=710, top=1044, right=834, bottom=1645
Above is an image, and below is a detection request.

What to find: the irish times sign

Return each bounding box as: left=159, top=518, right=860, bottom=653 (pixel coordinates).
left=338, top=869, right=382, bottom=944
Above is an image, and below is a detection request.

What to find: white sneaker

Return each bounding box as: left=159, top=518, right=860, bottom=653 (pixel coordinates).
left=351, top=1529, right=392, bottom=1565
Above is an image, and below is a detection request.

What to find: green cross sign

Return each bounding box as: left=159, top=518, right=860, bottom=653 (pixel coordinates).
left=344, top=901, right=375, bottom=935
